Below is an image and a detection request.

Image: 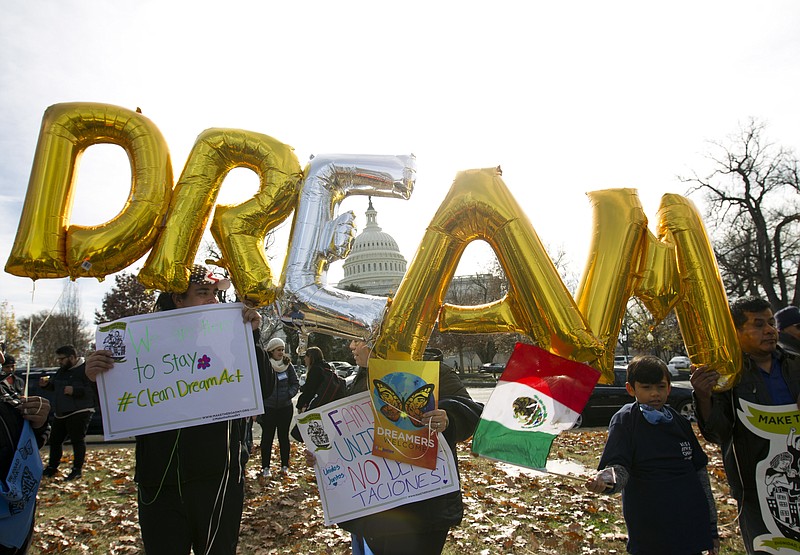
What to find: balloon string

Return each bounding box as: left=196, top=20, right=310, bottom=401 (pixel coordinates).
left=23, top=280, right=68, bottom=397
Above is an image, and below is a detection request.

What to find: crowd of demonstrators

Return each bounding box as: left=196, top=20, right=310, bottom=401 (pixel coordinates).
left=0, top=355, right=23, bottom=397
left=692, top=297, right=800, bottom=554
left=259, top=337, right=299, bottom=479
left=341, top=339, right=483, bottom=555
left=586, top=355, right=718, bottom=555
left=39, top=345, right=95, bottom=481
left=775, top=305, right=800, bottom=356
left=0, top=375, right=51, bottom=554
left=86, top=265, right=275, bottom=555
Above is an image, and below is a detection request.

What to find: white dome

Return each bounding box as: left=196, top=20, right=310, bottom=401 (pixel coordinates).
left=338, top=198, right=407, bottom=296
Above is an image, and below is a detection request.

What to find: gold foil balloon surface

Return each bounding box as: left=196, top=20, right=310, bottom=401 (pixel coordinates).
left=658, top=194, right=741, bottom=390
left=574, top=189, right=647, bottom=382
left=5, top=102, right=172, bottom=280
left=374, top=167, right=603, bottom=365
left=633, top=231, right=682, bottom=323
left=139, top=129, right=302, bottom=296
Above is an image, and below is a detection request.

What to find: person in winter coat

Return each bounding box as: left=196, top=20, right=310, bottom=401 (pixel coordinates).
left=775, top=305, right=800, bottom=356
left=260, top=338, right=299, bottom=478
left=342, top=339, right=483, bottom=555
left=40, top=345, right=95, bottom=481
left=296, top=346, right=333, bottom=413
left=0, top=393, right=50, bottom=555
left=86, top=264, right=274, bottom=555
left=0, top=356, right=24, bottom=397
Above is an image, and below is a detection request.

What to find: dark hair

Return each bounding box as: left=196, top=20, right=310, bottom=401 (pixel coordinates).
left=626, top=355, right=670, bottom=386
left=305, top=346, right=325, bottom=367
left=154, top=292, right=178, bottom=312
left=730, top=297, right=771, bottom=329
left=55, top=345, right=77, bottom=357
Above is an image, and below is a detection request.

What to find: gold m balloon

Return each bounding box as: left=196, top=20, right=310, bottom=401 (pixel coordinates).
left=139, top=129, right=302, bottom=299
left=373, top=167, right=603, bottom=366
left=5, top=102, right=172, bottom=280
left=658, top=194, right=740, bottom=390
left=574, top=189, right=647, bottom=382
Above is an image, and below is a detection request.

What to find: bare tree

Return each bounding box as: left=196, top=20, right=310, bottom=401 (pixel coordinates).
left=95, top=272, right=156, bottom=323
left=18, top=282, right=92, bottom=366
left=682, top=119, right=800, bottom=307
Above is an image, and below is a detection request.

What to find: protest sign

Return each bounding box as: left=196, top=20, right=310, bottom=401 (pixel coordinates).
left=369, top=359, right=440, bottom=470
left=738, top=400, right=800, bottom=554
left=298, top=391, right=459, bottom=525
left=94, top=303, right=263, bottom=440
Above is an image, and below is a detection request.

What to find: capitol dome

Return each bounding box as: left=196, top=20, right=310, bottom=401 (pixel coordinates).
left=338, top=198, right=408, bottom=296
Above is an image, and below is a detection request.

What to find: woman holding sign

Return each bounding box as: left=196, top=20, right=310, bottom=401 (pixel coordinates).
left=342, top=340, right=483, bottom=555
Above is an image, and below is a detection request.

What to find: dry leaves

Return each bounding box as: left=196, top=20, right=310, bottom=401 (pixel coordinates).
left=27, top=427, right=745, bottom=554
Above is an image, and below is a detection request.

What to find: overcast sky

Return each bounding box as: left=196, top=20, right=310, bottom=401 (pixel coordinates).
left=2, top=1, right=800, bottom=330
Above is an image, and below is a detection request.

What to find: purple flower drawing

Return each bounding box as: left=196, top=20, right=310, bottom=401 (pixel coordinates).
left=197, top=354, right=211, bottom=370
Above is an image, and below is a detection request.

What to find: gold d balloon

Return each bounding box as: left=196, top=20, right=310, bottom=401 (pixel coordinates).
left=5, top=103, right=172, bottom=280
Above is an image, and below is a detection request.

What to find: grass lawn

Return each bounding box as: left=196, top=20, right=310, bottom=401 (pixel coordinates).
left=29, top=427, right=746, bottom=554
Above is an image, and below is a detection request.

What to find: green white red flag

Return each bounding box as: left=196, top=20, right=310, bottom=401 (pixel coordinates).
left=472, top=343, right=600, bottom=469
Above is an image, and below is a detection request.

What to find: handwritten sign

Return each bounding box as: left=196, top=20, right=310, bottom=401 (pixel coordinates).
left=94, top=303, right=263, bottom=440
left=298, top=391, right=459, bottom=525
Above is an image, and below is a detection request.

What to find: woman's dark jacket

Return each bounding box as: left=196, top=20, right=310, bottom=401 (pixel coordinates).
left=265, top=362, right=299, bottom=409
left=297, top=360, right=332, bottom=411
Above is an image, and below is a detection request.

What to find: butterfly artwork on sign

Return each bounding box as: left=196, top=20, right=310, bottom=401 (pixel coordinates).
left=368, top=360, right=441, bottom=470
left=373, top=379, right=436, bottom=427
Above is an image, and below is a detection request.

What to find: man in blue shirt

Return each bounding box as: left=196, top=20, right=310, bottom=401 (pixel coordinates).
left=693, top=297, right=800, bottom=554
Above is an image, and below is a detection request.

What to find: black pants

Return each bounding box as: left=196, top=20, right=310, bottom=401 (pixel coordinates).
left=738, top=496, right=771, bottom=554
left=260, top=404, right=293, bottom=469
left=138, top=475, right=244, bottom=555
left=47, top=410, right=92, bottom=471
left=362, top=529, right=449, bottom=555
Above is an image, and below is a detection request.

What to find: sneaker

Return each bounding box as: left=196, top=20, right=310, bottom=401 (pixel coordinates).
left=262, top=468, right=271, bottom=479
left=65, top=469, right=82, bottom=481
left=280, top=466, right=289, bottom=476
left=42, top=466, right=58, bottom=478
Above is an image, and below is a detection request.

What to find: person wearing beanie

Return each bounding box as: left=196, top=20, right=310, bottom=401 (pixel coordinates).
left=259, top=337, right=299, bottom=479
left=0, top=355, right=23, bottom=397
left=776, top=306, right=800, bottom=356
left=85, top=264, right=274, bottom=555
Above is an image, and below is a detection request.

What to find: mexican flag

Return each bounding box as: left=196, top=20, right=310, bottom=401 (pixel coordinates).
left=472, top=343, right=600, bottom=469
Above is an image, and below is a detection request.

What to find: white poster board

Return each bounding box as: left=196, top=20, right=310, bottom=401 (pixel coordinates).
left=298, top=391, right=459, bottom=525
left=94, top=303, right=264, bottom=440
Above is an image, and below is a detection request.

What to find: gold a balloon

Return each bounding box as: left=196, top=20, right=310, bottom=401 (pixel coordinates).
left=373, top=167, right=604, bottom=369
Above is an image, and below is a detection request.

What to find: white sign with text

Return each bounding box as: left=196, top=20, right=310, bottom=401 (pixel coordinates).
left=298, top=391, right=459, bottom=525
left=95, top=303, right=263, bottom=440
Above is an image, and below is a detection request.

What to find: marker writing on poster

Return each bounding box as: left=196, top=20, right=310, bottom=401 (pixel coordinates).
left=346, top=450, right=448, bottom=507
left=116, top=368, right=243, bottom=411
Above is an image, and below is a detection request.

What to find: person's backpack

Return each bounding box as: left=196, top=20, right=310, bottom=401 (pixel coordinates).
left=309, top=365, right=347, bottom=410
